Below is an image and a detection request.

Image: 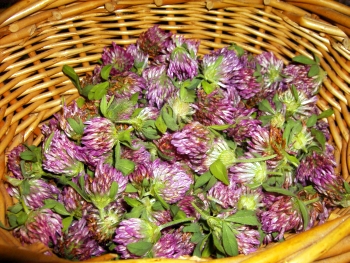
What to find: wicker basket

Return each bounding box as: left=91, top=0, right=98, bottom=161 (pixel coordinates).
left=1, top=0, right=350, bottom=262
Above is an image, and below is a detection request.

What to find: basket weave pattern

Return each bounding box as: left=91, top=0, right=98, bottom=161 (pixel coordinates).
left=0, top=1, right=350, bottom=262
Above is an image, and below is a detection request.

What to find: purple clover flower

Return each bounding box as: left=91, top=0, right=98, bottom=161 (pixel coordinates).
left=143, top=64, right=178, bottom=109
left=255, top=51, right=284, bottom=97
left=86, top=201, right=125, bottom=243
left=193, top=89, right=240, bottom=126
left=82, top=117, right=117, bottom=151
left=137, top=25, right=172, bottom=58
left=13, top=209, right=62, bottom=247
left=207, top=177, right=241, bottom=210
left=296, top=150, right=345, bottom=206
left=201, top=47, right=242, bottom=89
left=171, top=121, right=213, bottom=171
left=236, top=226, right=261, bottom=255
left=282, top=64, right=321, bottom=96
left=153, top=228, right=195, bottom=258
left=126, top=43, right=149, bottom=75
left=7, top=144, right=26, bottom=179
left=42, top=131, right=84, bottom=177
left=150, top=159, right=193, bottom=204
left=59, top=185, right=91, bottom=218
left=167, top=35, right=200, bottom=81
left=259, top=195, right=302, bottom=241
left=114, top=218, right=160, bottom=259
left=109, top=71, right=146, bottom=99
left=101, top=42, right=134, bottom=76
left=85, top=160, right=128, bottom=211
left=55, top=218, right=105, bottom=260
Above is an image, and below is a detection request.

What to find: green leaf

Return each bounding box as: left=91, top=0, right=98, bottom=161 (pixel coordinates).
left=152, top=201, right=164, bottom=211
left=212, top=232, right=225, bottom=254
left=161, top=106, right=178, bottom=131
left=229, top=43, right=244, bottom=57
left=6, top=177, right=23, bottom=187
left=155, top=115, right=167, bottom=134
left=0, top=219, right=17, bottom=230
left=262, top=184, right=297, bottom=197
left=209, top=124, right=231, bottom=131
left=193, top=234, right=210, bottom=257
left=62, top=216, right=73, bottom=232
left=125, top=183, right=138, bottom=193
left=308, top=64, right=320, bottom=77
left=115, top=159, right=135, bottom=176
left=62, top=65, right=81, bottom=93
left=225, top=210, right=260, bottom=226
left=127, top=241, right=153, bottom=256
left=76, top=97, right=85, bottom=108
left=292, top=55, right=317, bottom=65
left=297, top=199, right=310, bottom=230
left=194, top=172, right=212, bottom=189
left=7, top=203, right=23, bottom=214
left=210, top=160, right=229, bottom=185
left=311, top=128, right=326, bottom=150
left=317, top=109, right=334, bottom=119
left=67, top=118, right=84, bottom=135
left=118, top=129, right=133, bottom=147
left=125, top=206, right=144, bottom=219
left=81, top=84, right=94, bottom=98
left=88, top=82, right=109, bottom=100
left=100, top=95, right=108, bottom=117
left=306, top=114, right=318, bottom=128
left=259, top=115, right=274, bottom=126
left=16, top=211, right=28, bottom=225
left=344, top=181, right=350, bottom=194
left=101, top=64, right=113, bottom=80
left=44, top=132, right=55, bottom=152
left=53, top=202, right=71, bottom=216
left=222, top=223, right=239, bottom=256
left=141, top=120, right=160, bottom=140
left=109, top=181, right=119, bottom=200
left=124, top=196, right=142, bottom=208
left=204, top=176, right=218, bottom=192
left=21, top=179, right=31, bottom=195
left=202, top=80, right=215, bottom=94
left=291, top=85, right=299, bottom=101
left=183, top=223, right=201, bottom=233
left=42, top=199, right=58, bottom=209
left=258, top=99, right=274, bottom=114
left=20, top=151, right=36, bottom=162
left=285, top=152, right=300, bottom=167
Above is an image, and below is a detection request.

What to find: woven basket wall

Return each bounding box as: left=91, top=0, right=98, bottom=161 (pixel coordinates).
left=0, top=0, right=350, bottom=262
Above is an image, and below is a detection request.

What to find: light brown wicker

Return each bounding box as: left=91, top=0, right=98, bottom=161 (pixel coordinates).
left=0, top=0, right=350, bottom=262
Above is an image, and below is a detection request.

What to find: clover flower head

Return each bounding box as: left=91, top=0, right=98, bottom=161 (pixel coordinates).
left=168, top=95, right=196, bottom=124
left=153, top=228, right=195, bottom=258
left=126, top=43, right=149, bottom=75
left=236, top=226, right=261, bottom=255
left=7, top=144, right=26, bottom=179
left=137, top=25, right=172, bottom=57
left=201, top=47, right=242, bottom=89
left=13, top=209, right=62, bottom=247
left=204, top=136, right=236, bottom=170
left=24, top=179, right=60, bottom=210
left=114, top=218, right=160, bottom=259
left=143, top=64, right=178, bottom=109
left=279, top=87, right=317, bottom=118
left=167, top=35, right=200, bottom=81
left=55, top=218, right=105, bottom=260
left=193, top=89, right=239, bottom=126
left=256, top=51, right=284, bottom=94
left=59, top=185, right=91, bottom=218
left=207, top=177, right=241, bottom=209
left=86, top=202, right=124, bottom=243
left=260, top=195, right=302, bottom=241
left=82, top=117, right=118, bottom=153
left=85, top=160, right=128, bottom=210
left=43, top=131, right=84, bottom=177
left=109, top=71, right=146, bottom=99
left=101, top=42, right=134, bottom=75
left=151, top=159, right=193, bottom=204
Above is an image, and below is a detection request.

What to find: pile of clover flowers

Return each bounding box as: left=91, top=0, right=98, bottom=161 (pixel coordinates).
left=4, top=25, right=350, bottom=260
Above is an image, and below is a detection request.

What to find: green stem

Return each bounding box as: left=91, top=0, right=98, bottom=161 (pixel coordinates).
left=268, top=171, right=284, bottom=176
left=236, top=154, right=277, bottom=163
left=303, top=197, right=320, bottom=206
left=159, top=217, right=195, bottom=231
